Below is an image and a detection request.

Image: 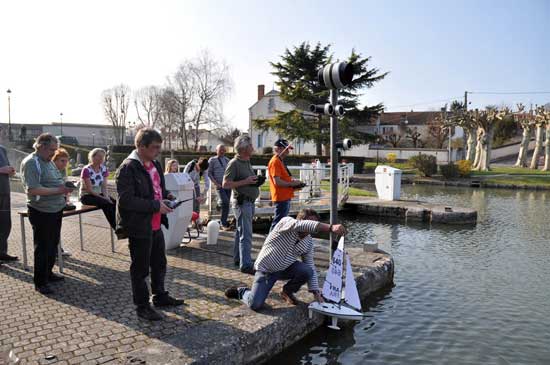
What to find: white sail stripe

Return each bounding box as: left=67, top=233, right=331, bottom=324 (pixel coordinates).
left=344, top=253, right=362, bottom=311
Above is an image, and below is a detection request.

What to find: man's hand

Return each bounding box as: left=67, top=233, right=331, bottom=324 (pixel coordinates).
left=331, top=224, right=346, bottom=236
left=0, top=166, right=16, bottom=176
left=244, top=175, right=258, bottom=185
left=57, top=186, right=74, bottom=195
left=159, top=201, right=174, bottom=214
left=313, top=291, right=324, bottom=303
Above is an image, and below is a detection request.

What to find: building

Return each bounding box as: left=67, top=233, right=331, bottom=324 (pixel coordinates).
left=0, top=122, right=121, bottom=146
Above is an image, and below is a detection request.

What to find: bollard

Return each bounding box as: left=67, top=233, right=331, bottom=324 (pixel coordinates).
left=207, top=220, right=220, bottom=245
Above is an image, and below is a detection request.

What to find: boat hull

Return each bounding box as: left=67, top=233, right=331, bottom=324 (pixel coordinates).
left=308, top=302, right=364, bottom=321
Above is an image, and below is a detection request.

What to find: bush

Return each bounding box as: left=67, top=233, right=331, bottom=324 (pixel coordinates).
left=409, top=155, right=437, bottom=177
left=263, top=146, right=273, bottom=155
left=440, top=163, right=459, bottom=179
left=386, top=153, right=397, bottom=164
left=456, top=160, right=472, bottom=177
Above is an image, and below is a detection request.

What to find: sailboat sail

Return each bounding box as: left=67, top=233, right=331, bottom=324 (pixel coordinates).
left=344, top=253, right=362, bottom=311
left=322, top=237, right=345, bottom=303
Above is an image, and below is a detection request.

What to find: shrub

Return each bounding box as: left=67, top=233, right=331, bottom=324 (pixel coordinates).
left=409, top=155, right=437, bottom=177
left=386, top=153, right=397, bottom=164
left=262, top=146, right=273, bottom=155
left=456, top=159, right=472, bottom=177
left=440, top=163, right=459, bottom=179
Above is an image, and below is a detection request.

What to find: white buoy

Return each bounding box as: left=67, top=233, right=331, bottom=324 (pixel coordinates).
left=206, top=220, right=220, bottom=245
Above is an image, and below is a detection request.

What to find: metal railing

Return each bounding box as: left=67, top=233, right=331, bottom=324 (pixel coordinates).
left=205, top=163, right=353, bottom=219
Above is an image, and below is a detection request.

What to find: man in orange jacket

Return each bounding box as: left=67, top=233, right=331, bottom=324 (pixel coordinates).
left=267, top=139, right=304, bottom=231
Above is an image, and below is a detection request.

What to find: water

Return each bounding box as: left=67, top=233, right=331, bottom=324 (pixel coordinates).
left=269, top=185, right=550, bottom=365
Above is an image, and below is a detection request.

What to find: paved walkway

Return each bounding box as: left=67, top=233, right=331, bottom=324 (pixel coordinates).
left=1, top=192, right=393, bottom=365
left=0, top=193, right=261, bottom=364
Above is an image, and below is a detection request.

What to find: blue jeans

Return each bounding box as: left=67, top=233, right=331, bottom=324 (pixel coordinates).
left=217, top=188, right=231, bottom=227
left=270, top=199, right=291, bottom=232
left=233, top=201, right=255, bottom=271
left=239, top=261, right=313, bottom=311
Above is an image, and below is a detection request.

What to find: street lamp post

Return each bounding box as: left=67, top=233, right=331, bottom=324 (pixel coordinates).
left=59, top=112, right=63, bottom=136
left=6, top=89, right=12, bottom=141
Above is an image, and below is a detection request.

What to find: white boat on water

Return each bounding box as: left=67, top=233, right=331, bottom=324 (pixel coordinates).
left=308, top=237, right=364, bottom=330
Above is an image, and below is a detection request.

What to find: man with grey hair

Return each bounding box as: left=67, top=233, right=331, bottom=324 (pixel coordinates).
left=0, top=131, right=18, bottom=263
left=223, top=135, right=261, bottom=274
left=208, top=144, right=231, bottom=230
left=20, top=133, right=75, bottom=294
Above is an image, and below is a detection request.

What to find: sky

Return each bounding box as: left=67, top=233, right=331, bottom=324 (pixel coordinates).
left=0, top=0, right=548, bottom=132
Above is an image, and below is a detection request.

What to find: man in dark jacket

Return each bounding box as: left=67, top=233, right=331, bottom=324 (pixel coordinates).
left=116, top=128, right=184, bottom=321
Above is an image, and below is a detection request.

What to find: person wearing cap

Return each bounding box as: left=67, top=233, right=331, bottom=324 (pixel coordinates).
left=268, top=139, right=304, bottom=231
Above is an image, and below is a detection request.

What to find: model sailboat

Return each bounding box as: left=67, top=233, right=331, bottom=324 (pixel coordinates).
left=308, top=236, right=364, bottom=330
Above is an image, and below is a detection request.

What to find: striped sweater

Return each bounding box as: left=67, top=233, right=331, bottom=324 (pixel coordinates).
left=254, top=217, right=321, bottom=291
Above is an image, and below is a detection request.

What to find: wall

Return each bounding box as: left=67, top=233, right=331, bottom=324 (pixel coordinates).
left=342, top=145, right=458, bottom=164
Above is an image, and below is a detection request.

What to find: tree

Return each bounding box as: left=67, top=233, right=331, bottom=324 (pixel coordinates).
left=542, top=106, right=550, bottom=171
left=188, top=50, right=232, bottom=151
left=169, top=62, right=195, bottom=150
left=219, top=127, right=241, bottom=148
left=385, top=132, right=402, bottom=147
left=529, top=105, right=547, bottom=169
left=405, top=127, right=422, bottom=148
left=102, top=84, right=130, bottom=144
left=134, top=86, right=162, bottom=128
left=256, top=42, right=387, bottom=155
left=472, top=107, right=508, bottom=171
left=514, top=104, right=535, bottom=167
left=426, top=109, right=450, bottom=149
left=157, top=87, right=179, bottom=153
left=449, top=101, right=477, bottom=162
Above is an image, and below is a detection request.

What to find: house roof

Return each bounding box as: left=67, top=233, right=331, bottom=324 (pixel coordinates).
left=248, top=89, right=281, bottom=111
left=378, top=111, right=443, bottom=126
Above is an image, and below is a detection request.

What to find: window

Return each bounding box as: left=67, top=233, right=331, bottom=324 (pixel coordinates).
left=257, top=133, right=263, bottom=148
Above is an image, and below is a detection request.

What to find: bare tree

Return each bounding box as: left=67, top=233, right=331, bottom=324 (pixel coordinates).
left=514, top=104, right=535, bottom=167
left=102, top=84, right=130, bottom=144
left=157, top=87, right=179, bottom=154
left=188, top=50, right=232, bottom=151
left=426, top=110, right=450, bottom=149
left=169, top=62, right=195, bottom=150
left=530, top=105, right=547, bottom=169
left=134, top=86, right=162, bottom=128
left=405, top=127, right=422, bottom=148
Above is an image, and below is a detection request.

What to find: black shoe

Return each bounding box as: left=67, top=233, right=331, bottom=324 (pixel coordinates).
left=280, top=290, right=299, bottom=306
left=35, top=285, right=54, bottom=295
left=153, top=294, right=185, bottom=307
left=234, top=261, right=240, bottom=267
left=224, top=286, right=240, bottom=299
left=49, top=273, right=65, bottom=282
left=240, top=266, right=256, bottom=276
left=136, top=305, right=163, bottom=321
left=0, top=254, right=18, bottom=262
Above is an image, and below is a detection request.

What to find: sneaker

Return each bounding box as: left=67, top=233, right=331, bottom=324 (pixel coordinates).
left=280, top=290, right=299, bottom=306
left=136, top=305, right=163, bottom=321
left=48, top=273, right=65, bottom=282
left=152, top=294, right=185, bottom=307
left=0, top=254, right=18, bottom=262
left=35, top=285, right=54, bottom=295
left=220, top=225, right=232, bottom=232
left=224, top=286, right=240, bottom=299
left=61, top=249, right=71, bottom=257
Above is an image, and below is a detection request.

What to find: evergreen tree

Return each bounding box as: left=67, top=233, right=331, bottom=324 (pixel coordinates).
left=254, top=42, right=387, bottom=155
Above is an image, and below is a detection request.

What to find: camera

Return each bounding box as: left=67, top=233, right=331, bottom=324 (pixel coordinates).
left=336, top=139, right=352, bottom=150
left=254, top=175, right=266, bottom=187
left=317, top=62, right=354, bottom=90
left=309, top=103, right=334, bottom=115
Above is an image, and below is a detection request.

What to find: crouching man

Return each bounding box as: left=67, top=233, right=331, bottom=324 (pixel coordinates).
left=224, top=208, right=346, bottom=310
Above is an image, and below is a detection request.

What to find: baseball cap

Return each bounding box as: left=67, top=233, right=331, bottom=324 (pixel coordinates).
left=274, top=138, right=293, bottom=149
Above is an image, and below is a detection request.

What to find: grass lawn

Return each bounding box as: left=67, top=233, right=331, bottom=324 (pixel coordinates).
left=484, top=175, right=550, bottom=187
left=364, top=161, right=418, bottom=174
left=260, top=179, right=376, bottom=197
left=471, top=166, right=550, bottom=176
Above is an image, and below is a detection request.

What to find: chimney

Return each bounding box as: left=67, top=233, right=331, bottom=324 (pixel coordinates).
left=257, top=84, right=265, bottom=101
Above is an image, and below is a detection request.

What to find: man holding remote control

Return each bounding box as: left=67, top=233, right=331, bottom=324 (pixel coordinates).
left=116, top=128, right=184, bottom=321
left=20, top=133, right=75, bottom=294
left=268, top=139, right=305, bottom=231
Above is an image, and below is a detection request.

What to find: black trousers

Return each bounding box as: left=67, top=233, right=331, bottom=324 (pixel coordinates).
left=80, top=194, right=116, bottom=229
left=0, top=194, right=11, bottom=255
left=28, top=206, right=63, bottom=287
left=128, top=230, right=168, bottom=307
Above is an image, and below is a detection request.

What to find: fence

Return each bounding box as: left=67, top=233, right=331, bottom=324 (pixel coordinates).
left=205, top=162, right=353, bottom=219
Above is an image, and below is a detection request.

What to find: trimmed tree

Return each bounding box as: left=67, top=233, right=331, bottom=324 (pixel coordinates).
left=514, top=104, right=535, bottom=168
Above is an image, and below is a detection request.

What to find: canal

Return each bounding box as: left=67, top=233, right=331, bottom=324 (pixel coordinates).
left=269, top=185, right=550, bottom=364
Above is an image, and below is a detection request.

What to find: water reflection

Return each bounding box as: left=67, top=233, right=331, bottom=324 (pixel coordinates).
left=268, top=185, right=550, bottom=365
